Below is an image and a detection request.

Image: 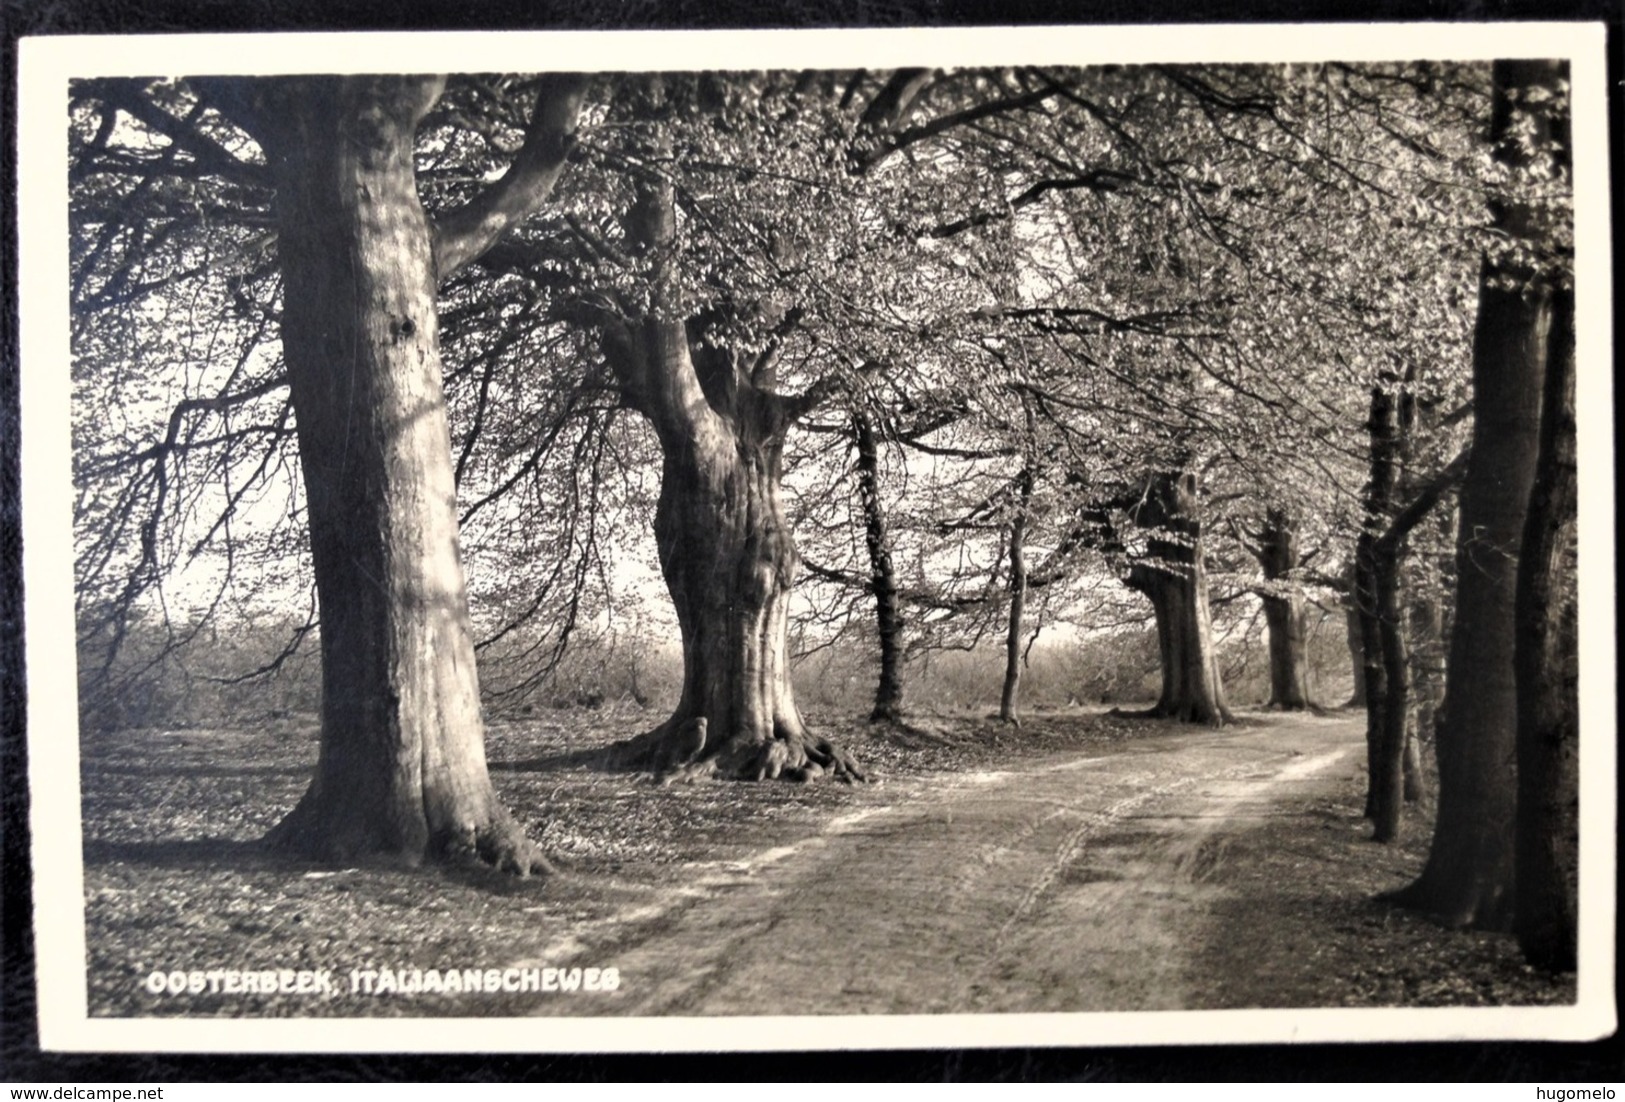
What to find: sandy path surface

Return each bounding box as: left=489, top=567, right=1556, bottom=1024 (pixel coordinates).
left=552, top=712, right=1364, bottom=1016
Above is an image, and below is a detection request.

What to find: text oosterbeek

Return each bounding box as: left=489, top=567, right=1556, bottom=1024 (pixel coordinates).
left=142, top=966, right=620, bottom=997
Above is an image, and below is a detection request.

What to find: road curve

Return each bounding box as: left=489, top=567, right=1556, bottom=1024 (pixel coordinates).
left=540, top=712, right=1364, bottom=1016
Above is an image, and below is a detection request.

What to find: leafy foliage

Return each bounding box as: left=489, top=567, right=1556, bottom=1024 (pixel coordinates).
left=70, top=62, right=1512, bottom=724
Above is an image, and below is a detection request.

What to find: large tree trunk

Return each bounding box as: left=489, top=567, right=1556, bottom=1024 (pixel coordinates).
left=1515, top=281, right=1578, bottom=972
left=247, top=77, right=539, bottom=871
left=1123, top=467, right=1232, bottom=726
left=605, top=170, right=861, bottom=784
left=1257, top=507, right=1312, bottom=710
left=1389, top=60, right=1561, bottom=928
left=853, top=410, right=906, bottom=724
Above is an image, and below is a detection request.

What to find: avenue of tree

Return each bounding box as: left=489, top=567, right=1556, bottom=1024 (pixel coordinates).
left=68, top=61, right=1579, bottom=969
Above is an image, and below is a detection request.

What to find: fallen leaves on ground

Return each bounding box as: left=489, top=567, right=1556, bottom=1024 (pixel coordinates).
left=76, top=704, right=1574, bottom=1018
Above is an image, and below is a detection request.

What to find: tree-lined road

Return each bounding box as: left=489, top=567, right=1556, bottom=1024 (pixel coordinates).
left=65, top=58, right=1579, bottom=982
left=543, top=713, right=1363, bottom=1016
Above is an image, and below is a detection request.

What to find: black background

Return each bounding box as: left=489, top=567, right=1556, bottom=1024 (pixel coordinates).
left=3, top=0, right=1620, bottom=1082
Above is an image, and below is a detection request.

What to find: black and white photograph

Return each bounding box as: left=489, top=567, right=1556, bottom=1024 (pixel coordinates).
left=11, top=23, right=1615, bottom=1054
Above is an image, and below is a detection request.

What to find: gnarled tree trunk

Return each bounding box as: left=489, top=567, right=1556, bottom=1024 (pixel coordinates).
left=243, top=77, right=541, bottom=871
left=605, top=172, right=861, bottom=784
left=1123, top=467, right=1232, bottom=726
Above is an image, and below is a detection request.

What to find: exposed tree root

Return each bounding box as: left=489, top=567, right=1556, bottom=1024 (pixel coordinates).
left=610, top=714, right=868, bottom=785
left=264, top=794, right=550, bottom=877
left=869, top=700, right=905, bottom=725
left=744, top=728, right=868, bottom=784
left=1108, top=702, right=1235, bottom=727
left=604, top=715, right=692, bottom=776
left=439, top=814, right=554, bottom=878
left=656, top=756, right=721, bottom=787
left=1377, top=879, right=1513, bottom=933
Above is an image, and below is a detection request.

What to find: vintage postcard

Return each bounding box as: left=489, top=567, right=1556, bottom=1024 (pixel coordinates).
left=15, top=23, right=1615, bottom=1052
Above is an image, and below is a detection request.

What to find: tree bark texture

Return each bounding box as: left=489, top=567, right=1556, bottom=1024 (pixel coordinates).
left=854, top=410, right=906, bottom=723
left=1371, top=538, right=1410, bottom=842
left=1344, top=600, right=1368, bottom=708
left=1405, top=585, right=1445, bottom=802
left=1124, top=467, right=1232, bottom=726
left=1391, top=60, right=1561, bottom=927
left=999, top=466, right=1034, bottom=726
left=1353, top=544, right=1387, bottom=820
left=1359, top=380, right=1404, bottom=839
left=1257, top=507, right=1313, bottom=710
left=1514, top=281, right=1578, bottom=972
left=247, top=77, right=539, bottom=870
left=1363, top=373, right=1473, bottom=835
left=1402, top=704, right=1426, bottom=805
left=605, top=173, right=862, bottom=783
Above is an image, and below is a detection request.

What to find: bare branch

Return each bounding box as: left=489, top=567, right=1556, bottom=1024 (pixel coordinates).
left=432, top=75, right=589, bottom=282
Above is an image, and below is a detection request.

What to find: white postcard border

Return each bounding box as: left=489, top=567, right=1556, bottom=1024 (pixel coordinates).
left=17, top=22, right=1616, bottom=1053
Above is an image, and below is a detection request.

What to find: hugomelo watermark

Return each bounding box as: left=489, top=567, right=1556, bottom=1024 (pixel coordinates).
left=1535, top=1091, right=1616, bottom=1100
left=141, top=966, right=619, bottom=998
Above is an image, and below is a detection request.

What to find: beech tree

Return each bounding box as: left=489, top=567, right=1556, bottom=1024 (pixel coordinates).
left=71, top=73, right=587, bottom=870
left=1390, top=59, right=1573, bottom=928
left=216, top=74, right=589, bottom=869
left=1358, top=412, right=1467, bottom=841
left=1116, top=464, right=1233, bottom=724
left=795, top=386, right=1041, bottom=723
left=507, top=69, right=1091, bottom=778
left=850, top=407, right=908, bottom=722
left=599, top=161, right=867, bottom=781
left=69, top=80, right=620, bottom=728
left=1514, top=281, right=1577, bottom=970
left=952, top=63, right=1481, bottom=727
left=1229, top=506, right=1316, bottom=710
left=997, top=412, right=1039, bottom=727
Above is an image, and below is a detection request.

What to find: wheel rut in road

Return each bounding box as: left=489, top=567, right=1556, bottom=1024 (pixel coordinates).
left=546, top=713, right=1363, bottom=1017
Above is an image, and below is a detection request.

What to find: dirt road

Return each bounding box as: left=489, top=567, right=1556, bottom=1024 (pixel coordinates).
left=82, top=707, right=1574, bottom=1020
left=531, top=712, right=1364, bottom=1016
